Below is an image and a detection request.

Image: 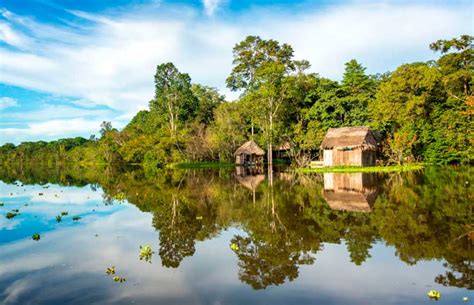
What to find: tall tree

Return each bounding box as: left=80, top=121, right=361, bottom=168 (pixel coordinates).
left=430, top=35, right=473, bottom=98
left=227, top=36, right=297, bottom=165
left=340, top=59, right=374, bottom=126
left=150, top=63, right=197, bottom=139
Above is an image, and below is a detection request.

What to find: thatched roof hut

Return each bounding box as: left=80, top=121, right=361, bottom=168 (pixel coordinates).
left=320, top=126, right=377, bottom=166
left=235, top=140, right=265, bottom=156
left=235, top=140, right=265, bottom=165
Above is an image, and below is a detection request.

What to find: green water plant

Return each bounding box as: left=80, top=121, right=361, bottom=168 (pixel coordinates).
left=106, top=266, right=116, bottom=275
left=427, top=290, right=441, bottom=300
left=32, top=233, right=40, bottom=241
left=55, top=215, right=62, bottom=222
left=61, top=211, right=68, bottom=216
left=0, top=203, right=4, bottom=207
left=6, top=212, right=18, bottom=219
left=139, top=245, right=154, bottom=262
left=113, top=192, right=126, bottom=202
left=112, top=276, right=126, bottom=283
left=72, top=216, right=81, bottom=221
left=230, top=243, right=239, bottom=252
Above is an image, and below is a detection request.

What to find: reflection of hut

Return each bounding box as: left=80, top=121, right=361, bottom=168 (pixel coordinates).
left=320, top=126, right=377, bottom=166
left=323, top=173, right=378, bottom=212
left=235, top=167, right=265, bottom=204
left=235, top=173, right=265, bottom=191
left=235, top=140, right=265, bottom=166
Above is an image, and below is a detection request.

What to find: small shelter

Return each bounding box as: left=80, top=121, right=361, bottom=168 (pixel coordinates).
left=320, top=126, right=377, bottom=166
left=235, top=140, right=265, bottom=166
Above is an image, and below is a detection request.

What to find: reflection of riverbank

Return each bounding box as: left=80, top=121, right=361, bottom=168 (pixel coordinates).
left=323, top=173, right=379, bottom=212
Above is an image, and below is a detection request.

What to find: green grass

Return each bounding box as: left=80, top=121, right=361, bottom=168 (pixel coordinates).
left=295, top=164, right=424, bottom=173
left=168, top=161, right=235, bottom=169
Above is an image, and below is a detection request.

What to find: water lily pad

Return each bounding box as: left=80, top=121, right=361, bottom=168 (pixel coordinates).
left=32, top=233, right=41, bottom=241
left=61, top=211, right=68, bottom=216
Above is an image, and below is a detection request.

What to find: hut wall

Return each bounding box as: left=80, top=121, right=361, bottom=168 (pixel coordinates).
left=361, top=150, right=376, bottom=166
left=323, top=150, right=333, bottom=166
left=333, top=147, right=362, bottom=166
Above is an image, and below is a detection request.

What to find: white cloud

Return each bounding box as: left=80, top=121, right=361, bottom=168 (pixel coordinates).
left=203, top=0, right=221, bottom=16
left=0, top=97, right=18, bottom=110
left=0, top=118, right=105, bottom=143
left=0, top=2, right=471, bottom=143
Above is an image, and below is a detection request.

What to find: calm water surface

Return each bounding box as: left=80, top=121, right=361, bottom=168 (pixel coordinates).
left=0, top=166, right=472, bottom=305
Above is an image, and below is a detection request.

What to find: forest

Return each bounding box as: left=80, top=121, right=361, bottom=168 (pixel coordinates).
left=0, top=34, right=472, bottom=168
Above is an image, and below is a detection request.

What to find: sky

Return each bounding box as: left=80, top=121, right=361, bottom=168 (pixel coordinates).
left=0, top=0, right=472, bottom=145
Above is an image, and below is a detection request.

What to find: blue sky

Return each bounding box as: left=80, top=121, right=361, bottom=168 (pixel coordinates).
left=0, top=0, right=472, bottom=144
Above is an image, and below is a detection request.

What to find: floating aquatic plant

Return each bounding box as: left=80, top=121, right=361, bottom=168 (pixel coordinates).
left=113, top=192, right=126, bottom=202
left=61, top=211, right=68, bottom=216
left=72, top=216, right=81, bottom=221
left=56, top=215, right=62, bottom=222
left=427, top=290, right=441, bottom=300
left=32, top=233, right=40, bottom=241
left=139, top=245, right=154, bottom=262
left=0, top=203, right=4, bottom=207
left=12, top=209, right=19, bottom=213
left=112, top=276, right=126, bottom=283
left=6, top=212, right=18, bottom=219
left=106, top=266, right=116, bottom=275
left=230, top=243, right=239, bottom=251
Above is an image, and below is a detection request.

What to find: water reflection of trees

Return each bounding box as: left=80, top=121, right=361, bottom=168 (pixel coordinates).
left=0, top=164, right=472, bottom=290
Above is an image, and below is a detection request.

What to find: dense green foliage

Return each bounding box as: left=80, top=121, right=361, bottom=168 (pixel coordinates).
left=1, top=35, right=472, bottom=167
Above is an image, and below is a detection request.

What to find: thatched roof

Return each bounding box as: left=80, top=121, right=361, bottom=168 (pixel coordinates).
left=235, top=140, right=265, bottom=156
left=320, top=126, right=376, bottom=150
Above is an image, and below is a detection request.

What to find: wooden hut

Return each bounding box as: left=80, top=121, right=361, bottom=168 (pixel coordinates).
left=320, top=126, right=377, bottom=166
left=235, top=140, right=265, bottom=166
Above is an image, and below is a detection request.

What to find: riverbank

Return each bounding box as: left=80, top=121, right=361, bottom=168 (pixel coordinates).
left=295, top=164, right=425, bottom=173
left=167, top=161, right=235, bottom=169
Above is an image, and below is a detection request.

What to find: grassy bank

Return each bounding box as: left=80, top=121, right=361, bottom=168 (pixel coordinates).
left=167, top=161, right=235, bottom=169
left=295, top=164, right=425, bottom=173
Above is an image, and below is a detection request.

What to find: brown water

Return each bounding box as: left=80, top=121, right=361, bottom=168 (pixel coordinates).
left=0, top=165, right=472, bottom=304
